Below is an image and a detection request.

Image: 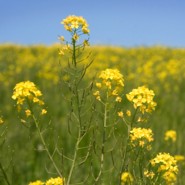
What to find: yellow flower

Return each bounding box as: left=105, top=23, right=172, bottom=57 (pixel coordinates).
left=118, top=111, right=124, bottom=118
left=93, top=68, right=124, bottom=102
left=61, top=15, right=90, bottom=34
left=137, top=117, right=147, bottom=123
left=144, top=170, right=155, bottom=179
left=99, top=69, right=124, bottom=87
left=72, top=33, right=79, bottom=41
left=174, top=155, right=185, bottom=162
left=93, top=91, right=101, bottom=101
left=12, top=81, right=43, bottom=106
left=12, top=81, right=46, bottom=118
left=126, top=110, right=131, bottom=117
left=29, top=180, right=44, bottom=185
left=41, top=109, right=47, bottom=115
left=96, top=83, right=102, bottom=88
left=46, top=177, right=64, bottom=185
left=150, top=153, right=178, bottom=184
left=121, top=172, right=133, bottom=184
left=0, top=116, right=4, bottom=125
left=112, top=89, right=118, bottom=96
left=25, top=109, right=31, bottom=117
left=116, top=96, right=122, bottom=102
left=164, top=130, right=176, bottom=142
left=129, top=127, right=154, bottom=150
left=163, top=171, right=177, bottom=184
left=82, top=27, right=90, bottom=34
left=126, top=86, right=157, bottom=114
left=59, top=45, right=71, bottom=56
left=71, top=21, right=79, bottom=29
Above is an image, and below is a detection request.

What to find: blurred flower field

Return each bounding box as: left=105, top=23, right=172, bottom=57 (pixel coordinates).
left=0, top=43, right=185, bottom=184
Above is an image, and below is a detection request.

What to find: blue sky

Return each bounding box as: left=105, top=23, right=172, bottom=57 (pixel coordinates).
left=0, top=0, right=185, bottom=47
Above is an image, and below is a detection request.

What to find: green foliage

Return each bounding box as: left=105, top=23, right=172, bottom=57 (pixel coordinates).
left=0, top=43, right=185, bottom=184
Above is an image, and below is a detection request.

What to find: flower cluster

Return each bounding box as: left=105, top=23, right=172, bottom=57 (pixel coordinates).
left=93, top=68, right=124, bottom=102
left=121, top=172, right=133, bottom=185
left=29, top=177, right=64, bottom=185
left=45, top=177, right=64, bottom=185
left=150, top=153, right=178, bottom=184
left=61, top=15, right=90, bottom=34
left=126, top=86, right=157, bottom=114
left=129, top=127, right=154, bottom=150
left=164, top=130, right=176, bottom=142
left=59, top=15, right=90, bottom=56
left=12, top=81, right=46, bottom=117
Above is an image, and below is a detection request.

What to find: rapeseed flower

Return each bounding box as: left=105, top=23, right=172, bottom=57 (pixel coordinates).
left=150, top=153, right=178, bottom=184
left=164, top=130, right=176, bottom=142
left=29, top=180, right=44, bottom=185
left=121, top=172, right=133, bottom=185
left=129, top=127, right=154, bottom=150
left=126, top=86, right=157, bottom=114
left=99, top=68, right=124, bottom=87
left=93, top=90, right=101, bottom=101
left=25, top=109, right=32, bottom=117
left=58, top=44, right=71, bottom=56
left=12, top=81, right=44, bottom=106
left=93, top=68, right=124, bottom=102
left=174, top=155, right=185, bottom=162
left=126, top=110, right=131, bottom=117
left=61, top=15, right=90, bottom=34
left=12, top=81, right=46, bottom=116
left=72, top=33, right=79, bottom=41
left=45, top=177, right=64, bottom=185
left=144, top=170, right=155, bottom=179
left=118, top=111, right=124, bottom=118
left=41, top=109, right=47, bottom=115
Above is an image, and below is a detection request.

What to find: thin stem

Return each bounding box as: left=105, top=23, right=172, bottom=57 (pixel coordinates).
left=119, top=108, right=138, bottom=185
left=32, top=115, right=63, bottom=178
left=72, top=38, right=76, bottom=67
left=0, top=162, right=11, bottom=185
left=104, top=103, right=107, bottom=128
left=95, top=102, right=107, bottom=183
left=130, top=108, right=138, bottom=129
left=66, top=130, right=81, bottom=185
left=139, top=156, right=143, bottom=181
left=75, top=85, right=82, bottom=129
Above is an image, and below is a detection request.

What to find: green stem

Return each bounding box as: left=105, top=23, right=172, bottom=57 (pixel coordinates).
left=104, top=103, right=107, bottom=128
left=66, top=130, right=81, bottom=185
left=75, top=85, right=82, bottom=129
left=138, top=151, right=143, bottom=181
left=72, top=38, right=76, bottom=67
left=119, top=109, right=138, bottom=185
left=130, top=108, right=138, bottom=129
left=0, top=162, right=11, bottom=185
left=94, top=102, right=107, bottom=184
left=32, top=115, right=63, bottom=178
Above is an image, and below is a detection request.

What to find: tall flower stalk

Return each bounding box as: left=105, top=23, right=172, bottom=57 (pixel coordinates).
left=59, top=15, right=93, bottom=185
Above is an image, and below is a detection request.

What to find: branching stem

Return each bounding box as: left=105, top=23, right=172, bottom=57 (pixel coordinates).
left=32, top=115, right=63, bottom=178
